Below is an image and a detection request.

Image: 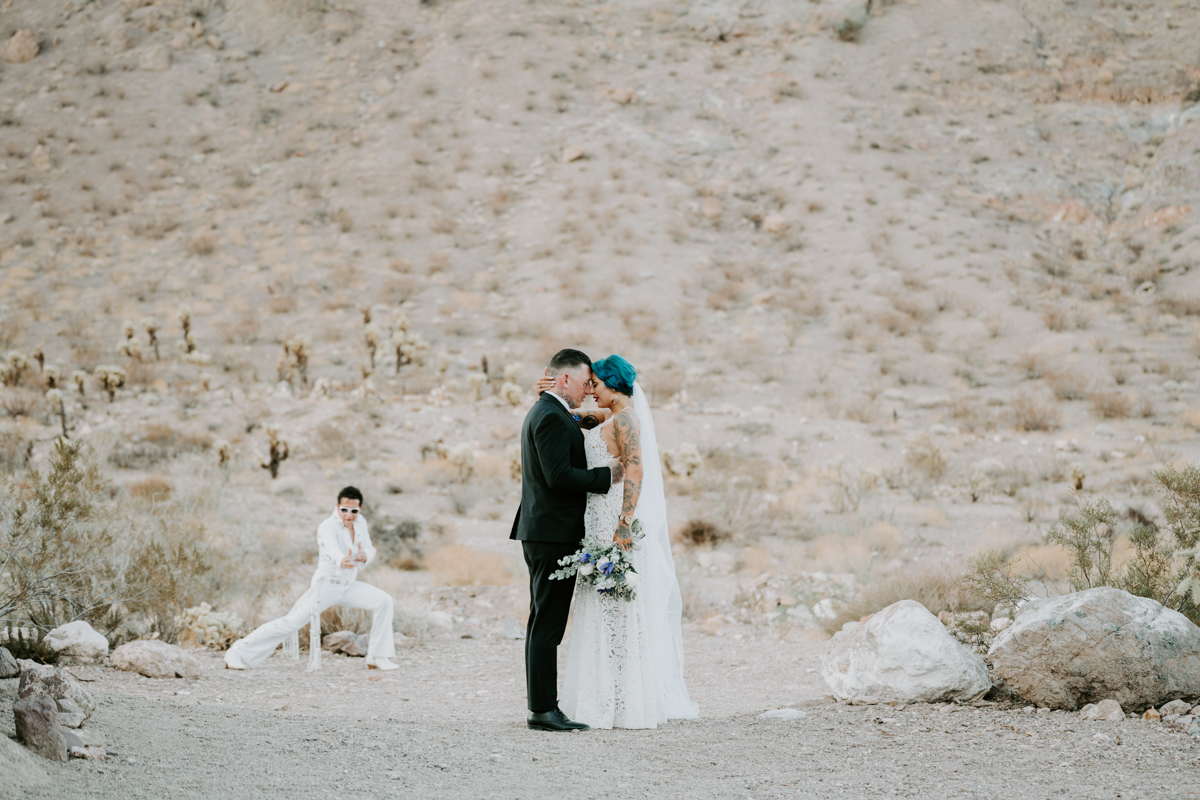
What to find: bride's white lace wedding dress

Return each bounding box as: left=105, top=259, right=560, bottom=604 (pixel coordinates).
left=560, top=384, right=699, bottom=729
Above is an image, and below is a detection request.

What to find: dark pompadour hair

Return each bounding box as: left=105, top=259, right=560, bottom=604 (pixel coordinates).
left=337, top=486, right=364, bottom=505
left=546, top=348, right=592, bottom=377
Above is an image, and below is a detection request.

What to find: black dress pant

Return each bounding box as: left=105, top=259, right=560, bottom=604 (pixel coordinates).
left=522, top=540, right=579, bottom=713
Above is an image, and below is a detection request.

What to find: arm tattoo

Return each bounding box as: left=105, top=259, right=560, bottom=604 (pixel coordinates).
left=615, top=411, right=641, bottom=531
left=578, top=411, right=603, bottom=430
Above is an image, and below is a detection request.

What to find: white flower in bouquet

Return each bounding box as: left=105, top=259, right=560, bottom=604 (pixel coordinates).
left=579, top=562, right=595, bottom=576
left=624, top=571, right=640, bottom=588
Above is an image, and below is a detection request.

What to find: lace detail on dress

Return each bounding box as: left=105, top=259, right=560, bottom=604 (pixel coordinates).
left=559, top=424, right=665, bottom=730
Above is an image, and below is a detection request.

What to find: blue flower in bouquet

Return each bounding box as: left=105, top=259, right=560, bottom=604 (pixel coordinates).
left=599, top=557, right=614, bottom=575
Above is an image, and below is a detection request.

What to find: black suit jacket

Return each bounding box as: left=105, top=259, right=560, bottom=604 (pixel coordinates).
left=510, top=393, right=612, bottom=544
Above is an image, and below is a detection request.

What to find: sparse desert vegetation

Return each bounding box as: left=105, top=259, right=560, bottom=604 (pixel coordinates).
left=2, top=0, right=1200, bottom=794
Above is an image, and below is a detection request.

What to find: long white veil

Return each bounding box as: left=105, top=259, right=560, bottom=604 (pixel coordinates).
left=632, top=382, right=699, bottom=720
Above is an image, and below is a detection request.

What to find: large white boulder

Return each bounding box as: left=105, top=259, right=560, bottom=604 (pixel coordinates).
left=110, top=639, right=203, bottom=679
left=45, top=621, right=108, bottom=664
left=988, top=587, right=1200, bottom=711
left=821, top=600, right=992, bottom=704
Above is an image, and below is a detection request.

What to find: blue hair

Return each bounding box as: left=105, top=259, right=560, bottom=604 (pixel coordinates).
left=591, top=354, right=636, bottom=396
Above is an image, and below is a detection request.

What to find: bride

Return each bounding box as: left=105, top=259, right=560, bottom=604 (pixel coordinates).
left=542, top=354, right=699, bottom=729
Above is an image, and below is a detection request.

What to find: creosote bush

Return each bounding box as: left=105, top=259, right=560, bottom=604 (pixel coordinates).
left=0, top=439, right=217, bottom=642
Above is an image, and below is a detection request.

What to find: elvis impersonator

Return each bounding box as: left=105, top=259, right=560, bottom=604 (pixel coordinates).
left=223, top=486, right=399, bottom=671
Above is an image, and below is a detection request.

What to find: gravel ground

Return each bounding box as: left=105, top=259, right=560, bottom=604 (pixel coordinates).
left=3, top=631, right=1199, bottom=800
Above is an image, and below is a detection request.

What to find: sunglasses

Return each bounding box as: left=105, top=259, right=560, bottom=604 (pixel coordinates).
left=338, top=507, right=360, bottom=515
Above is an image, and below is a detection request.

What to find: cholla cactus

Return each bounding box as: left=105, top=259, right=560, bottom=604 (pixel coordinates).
left=94, top=364, right=127, bottom=402
left=31, top=347, right=44, bottom=372
left=357, top=303, right=372, bottom=325
left=175, top=603, right=245, bottom=650
left=45, top=388, right=68, bottom=438
left=261, top=425, right=290, bottom=479
left=467, top=371, right=488, bottom=400
left=392, top=329, right=427, bottom=375
left=3, top=351, right=30, bottom=387
left=364, top=324, right=381, bottom=372
left=142, top=317, right=160, bottom=360
left=117, top=336, right=143, bottom=361
left=214, top=439, right=231, bottom=467
left=44, top=365, right=59, bottom=389
left=178, top=306, right=196, bottom=353
left=663, top=443, right=703, bottom=477
left=1069, top=462, right=1086, bottom=492
left=122, top=320, right=135, bottom=340
left=447, top=442, right=475, bottom=481
left=279, top=336, right=313, bottom=386
left=72, top=369, right=87, bottom=397
left=499, top=381, right=524, bottom=406
left=505, top=443, right=522, bottom=481
left=502, top=362, right=524, bottom=383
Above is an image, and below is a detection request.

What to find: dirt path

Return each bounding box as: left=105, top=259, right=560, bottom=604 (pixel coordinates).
left=4, top=631, right=1197, bottom=800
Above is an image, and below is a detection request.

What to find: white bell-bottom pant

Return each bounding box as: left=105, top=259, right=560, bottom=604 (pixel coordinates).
left=230, top=578, right=395, bottom=667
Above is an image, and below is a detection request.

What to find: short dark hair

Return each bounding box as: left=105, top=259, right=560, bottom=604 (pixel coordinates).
left=337, top=486, right=364, bottom=505
left=547, top=348, right=591, bottom=377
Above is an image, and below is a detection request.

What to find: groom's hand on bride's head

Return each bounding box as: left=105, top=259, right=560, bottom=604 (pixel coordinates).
left=609, top=458, right=625, bottom=485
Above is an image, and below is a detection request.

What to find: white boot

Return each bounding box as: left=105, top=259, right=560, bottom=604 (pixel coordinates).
left=224, top=648, right=247, bottom=670
left=366, top=657, right=399, bottom=671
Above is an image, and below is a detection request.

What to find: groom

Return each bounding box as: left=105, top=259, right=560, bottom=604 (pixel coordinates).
left=510, top=349, right=623, bottom=732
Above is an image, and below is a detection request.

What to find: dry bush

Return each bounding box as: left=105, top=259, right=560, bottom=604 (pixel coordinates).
left=1159, top=294, right=1200, bottom=317
left=1091, top=390, right=1132, bottom=419
left=424, top=545, right=514, bottom=586
left=109, top=422, right=211, bottom=469
left=129, top=476, right=173, bottom=502
left=676, top=519, right=728, bottom=547
left=905, top=435, right=947, bottom=483
left=1014, top=350, right=1049, bottom=380
left=843, top=395, right=878, bottom=423
left=1045, top=367, right=1090, bottom=401
left=1042, top=304, right=1070, bottom=332
left=0, top=425, right=34, bottom=473
left=823, top=568, right=959, bottom=633
left=0, top=439, right=218, bottom=642
left=947, top=395, right=993, bottom=432
left=1011, top=390, right=1060, bottom=431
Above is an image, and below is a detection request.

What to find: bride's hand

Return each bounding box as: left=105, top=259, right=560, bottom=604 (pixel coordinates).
left=534, top=374, right=553, bottom=395
left=614, top=525, right=633, bottom=551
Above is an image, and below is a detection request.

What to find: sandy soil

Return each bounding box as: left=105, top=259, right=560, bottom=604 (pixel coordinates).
left=4, top=633, right=1199, bottom=800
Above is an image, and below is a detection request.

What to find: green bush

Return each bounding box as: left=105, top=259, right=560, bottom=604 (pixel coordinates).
left=0, top=438, right=216, bottom=642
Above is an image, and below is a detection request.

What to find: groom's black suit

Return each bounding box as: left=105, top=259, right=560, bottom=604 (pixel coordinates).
left=510, top=392, right=612, bottom=713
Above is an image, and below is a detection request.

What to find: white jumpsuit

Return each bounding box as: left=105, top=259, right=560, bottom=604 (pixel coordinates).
left=228, top=510, right=395, bottom=667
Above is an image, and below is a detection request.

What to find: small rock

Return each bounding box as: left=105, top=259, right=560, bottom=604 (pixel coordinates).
left=1093, top=424, right=1115, bottom=438
left=110, top=639, right=203, bottom=679
left=17, top=662, right=97, bottom=721
left=762, top=214, right=789, bottom=234
left=45, top=620, right=109, bottom=664
left=1095, top=699, right=1125, bottom=721
left=137, top=44, right=171, bottom=72
left=502, top=617, right=526, bottom=640
left=206, top=35, right=223, bottom=50
left=322, top=631, right=367, bottom=657
left=69, top=746, right=106, bottom=760
left=1160, top=699, right=1192, bottom=716
left=702, top=196, right=723, bottom=220
left=488, top=753, right=503, bottom=762
left=0, top=646, right=18, bottom=678
left=57, top=710, right=85, bottom=729
left=31, top=144, right=52, bottom=175
left=2, top=30, right=40, bottom=64
left=1091, top=733, right=1111, bottom=742
left=562, top=146, right=585, bottom=163
left=758, top=708, right=807, bottom=720
left=64, top=728, right=105, bottom=750
left=1144, top=707, right=1161, bottom=722
left=13, top=696, right=68, bottom=762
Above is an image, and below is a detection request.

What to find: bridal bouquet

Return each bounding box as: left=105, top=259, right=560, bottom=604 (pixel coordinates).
left=550, top=521, right=644, bottom=601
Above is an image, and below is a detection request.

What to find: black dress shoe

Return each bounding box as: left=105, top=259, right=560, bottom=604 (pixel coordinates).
left=527, top=708, right=589, bottom=732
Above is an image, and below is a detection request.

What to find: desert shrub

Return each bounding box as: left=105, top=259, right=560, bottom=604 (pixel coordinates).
left=677, top=518, right=728, bottom=547
left=1047, top=477, right=1200, bottom=623
left=0, top=425, right=33, bottom=473
left=108, top=423, right=211, bottom=470
left=823, top=568, right=960, bottom=633
left=951, top=550, right=1031, bottom=619
left=0, top=439, right=218, bottom=642
left=905, top=435, right=947, bottom=483
left=1046, top=368, right=1090, bottom=401
left=175, top=603, right=244, bottom=650
left=1011, top=390, right=1060, bottom=431
left=129, top=476, right=173, bottom=501
left=1090, top=390, right=1131, bottom=419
